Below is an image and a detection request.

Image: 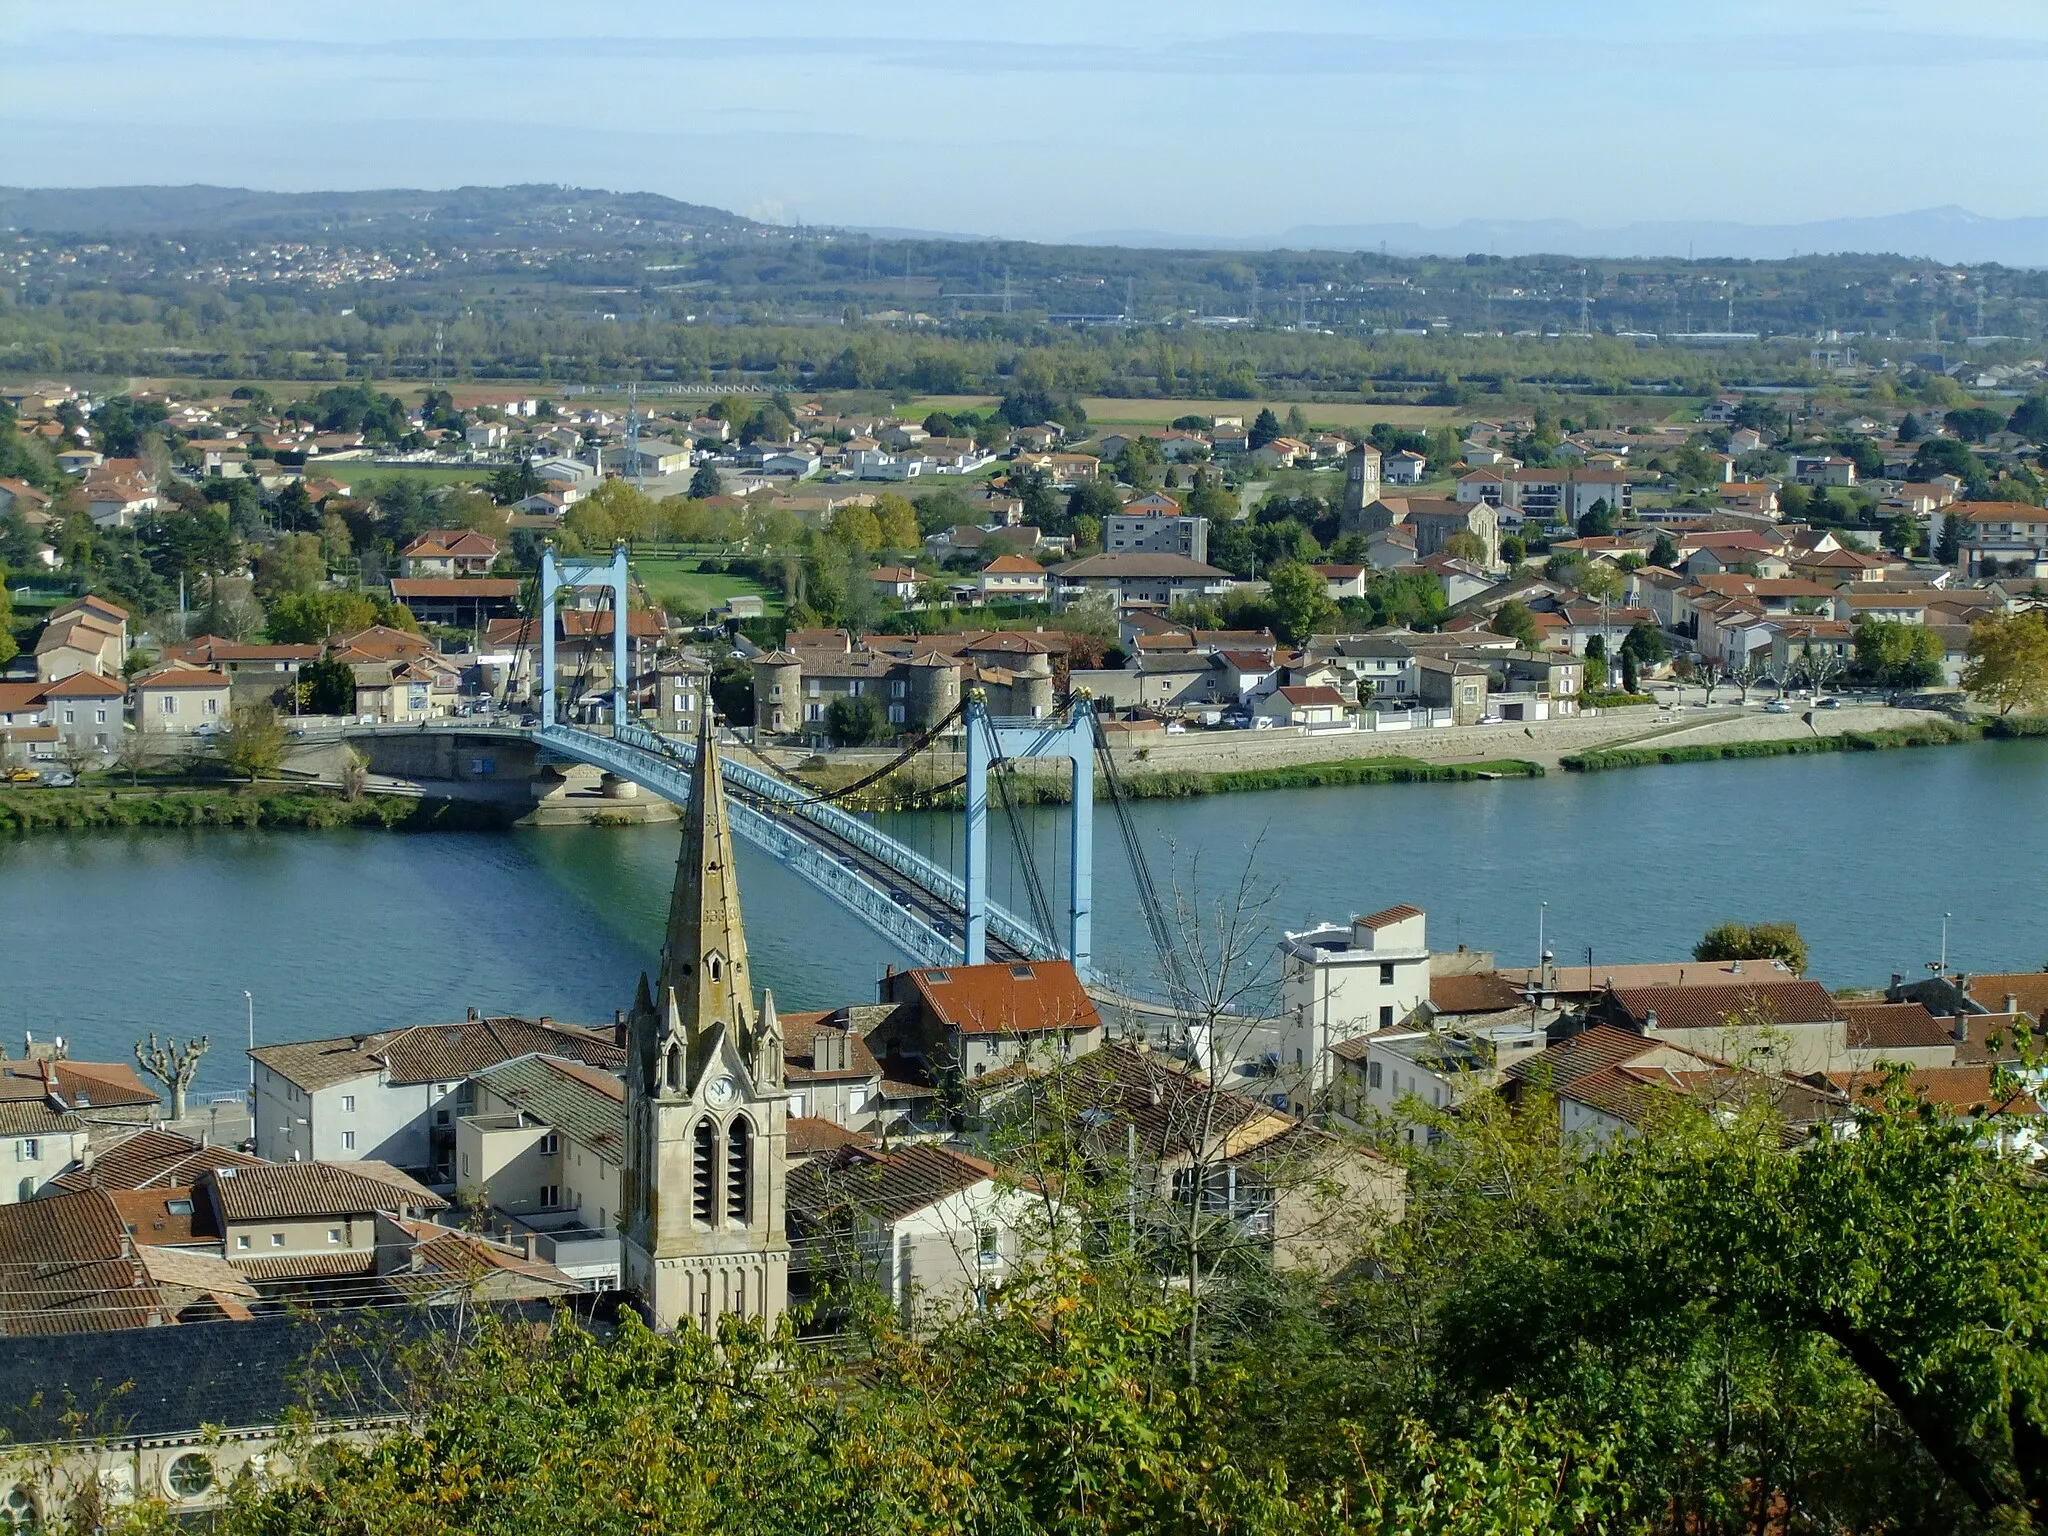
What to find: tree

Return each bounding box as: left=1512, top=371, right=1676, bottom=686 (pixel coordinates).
left=829, top=505, right=883, bottom=555
left=0, top=570, right=13, bottom=668
left=1248, top=407, right=1282, bottom=450
left=1945, top=405, right=2006, bottom=443
left=824, top=693, right=885, bottom=746
left=1962, top=610, right=2048, bottom=716
left=688, top=463, right=723, bottom=500
left=1938, top=511, right=1965, bottom=567
left=254, top=532, right=326, bottom=599
left=1620, top=647, right=1639, bottom=694
left=1443, top=530, right=1485, bottom=563
left=133, top=1033, right=208, bottom=1121
left=1854, top=616, right=1945, bottom=690
left=1576, top=500, right=1614, bottom=539
left=301, top=654, right=358, bottom=716
left=267, top=589, right=379, bottom=642
left=1650, top=532, right=1680, bottom=569
left=1693, top=919, right=1809, bottom=973
left=1672, top=443, right=1720, bottom=488
left=872, top=494, right=921, bottom=552
left=1264, top=559, right=1339, bottom=643
left=218, top=702, right=287, bottom=783
left=1489, top=598, right=1541, bottom=649
left=2010, top=395, right=2048, bottom=444
left=1499, top=533, right=1526, bottom=566
left=113, top=728, right=156, bottom=786
left=1897, top=410, right=1926, bottom=441
left=1620, top=619, right=1667, bottom=667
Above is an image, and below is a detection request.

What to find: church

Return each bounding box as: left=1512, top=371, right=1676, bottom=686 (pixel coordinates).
left=620, top=708, right=791, bottom=1333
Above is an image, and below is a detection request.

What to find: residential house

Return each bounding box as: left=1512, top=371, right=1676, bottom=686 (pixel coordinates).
left=870, top=961, right=1104, bottom=1099
left=1954, top=501, right=2048, bottom=578
left=1455, top=468, right=1507, bottom=507
left=463, top=422, right=509, bottom=451
left=1588, top=978, right=1850, bottom=1076
left=1103, top=506, right=1210, bottom=562
left=35, top=672, right=127, bottom=755
left=630, top=440, right=691, bottom=477
left=202, top=1160, right=445, bottom=1290
left=1792, top=453, right=1857, bottom=487
left=33, top=596, right=128, bottom=681
left=1316, top=563, right=1370, bottom=600
left=1416, top=656, right=1489, bottom=723
left=132, top=667, right=231, bottom=735
left=249, top=1013, right=625, bottom=1179
left=456, top=1053, right=627, bottom=1289
left=159, top=637, right=322, bottom=705
left=1302, top=633, right=1418, bottom=701
left=1330, top=1009, right=1550, bottom=1144
left=1048, top=552, right=1235, bottom=612
left=1042, top=1042, right=1405, bottom=1273
left=81, top=460, right=160, bottom=528
left=978, top=554, right=1048, bottom=601
left=788, top=1140, right=1038, bottom=1324
left=1276, top=905, right=1433, bottom=1099
left=869, top=564, right=922, bottom=601
left=1253, top=684, right=1348, bottom=728
left=399, top=530, right=500, bottom=578
left=1381, top=449, right=1429, bottom=485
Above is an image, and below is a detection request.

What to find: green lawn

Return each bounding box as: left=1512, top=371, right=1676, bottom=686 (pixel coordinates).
left=631, top=555, right=780, bottom=621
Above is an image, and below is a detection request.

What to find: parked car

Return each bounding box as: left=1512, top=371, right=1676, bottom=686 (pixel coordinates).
left=5, top=767, right=39, bottom=783
left=1165, top=721, right=1187, bottom=735
left=1817, top=697, right=1841, bottom=709
left=39, top=770, right=76, bottom=788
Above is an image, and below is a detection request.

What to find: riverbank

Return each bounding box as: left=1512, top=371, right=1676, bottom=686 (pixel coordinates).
left=802, top=754, right=1546, bottom=809
left=0, top=784, right=517, bottom=834
left=1564, top=714, right=2047, bottom=772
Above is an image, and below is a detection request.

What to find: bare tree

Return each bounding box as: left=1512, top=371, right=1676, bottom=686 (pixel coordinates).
left=339, top=746, right=369, bottom=802
left=112, top=729, right=155, bottom=787
left=1730, top=650, right=1769, bottom=705
left=135, top=1033, right=209, bottom=1120
left=50, top=735, right=98, bottom=783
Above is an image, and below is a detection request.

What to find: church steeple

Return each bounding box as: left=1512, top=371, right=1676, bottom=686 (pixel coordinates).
left=647, top=706, right=754, bottom=1088
left=622, top=707, right=790, bottom=1335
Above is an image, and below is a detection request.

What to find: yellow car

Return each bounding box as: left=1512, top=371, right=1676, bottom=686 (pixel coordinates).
left=5, top=767, right=40, bottom=783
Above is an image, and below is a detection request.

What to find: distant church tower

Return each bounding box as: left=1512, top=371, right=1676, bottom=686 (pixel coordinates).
left=622, top=709, right=788, bottom=1333
left=1342, top=440, right=1382, bottom=520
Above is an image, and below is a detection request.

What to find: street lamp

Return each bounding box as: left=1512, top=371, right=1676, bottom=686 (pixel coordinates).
left=243, top=990, right=254, bottom=1122
left=1537, top=900, right=1547, bottom=964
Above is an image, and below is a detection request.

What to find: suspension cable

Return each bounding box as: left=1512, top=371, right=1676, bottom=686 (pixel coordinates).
left=1093, top=714, right=1199, bottom=1018
left=983, top=713, right=1060, bottom=955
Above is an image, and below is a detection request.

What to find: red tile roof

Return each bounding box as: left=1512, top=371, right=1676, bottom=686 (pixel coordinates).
left=899, top=961, right=1101, bottom=1038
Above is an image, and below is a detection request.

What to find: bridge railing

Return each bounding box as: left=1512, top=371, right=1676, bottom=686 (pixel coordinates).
left=593, top=724, right=1052, bottom=960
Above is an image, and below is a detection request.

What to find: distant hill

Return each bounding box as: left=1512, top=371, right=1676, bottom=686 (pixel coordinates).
left=1073, top=206, right=2048, bottom=267
left=0, top=183, right=758, bottom=243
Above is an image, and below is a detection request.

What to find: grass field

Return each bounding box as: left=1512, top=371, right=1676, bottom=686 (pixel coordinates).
left=632, top=554, right=780, bottom=621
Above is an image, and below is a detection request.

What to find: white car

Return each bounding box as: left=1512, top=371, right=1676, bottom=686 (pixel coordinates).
left=1479, top=713, right=1503, bottom=725
left=1165, top=721, right=1188, bottom=735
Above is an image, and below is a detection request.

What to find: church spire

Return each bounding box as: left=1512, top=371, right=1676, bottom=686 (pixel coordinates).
left=654, top=707, right=754, bottom=1079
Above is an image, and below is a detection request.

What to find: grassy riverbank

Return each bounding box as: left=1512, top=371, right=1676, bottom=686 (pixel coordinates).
left=1562, top=720, right=1978, bottom=773
left=809, top=756, right=1544, bottom=810
left=0, top=785, right=516, bottom=834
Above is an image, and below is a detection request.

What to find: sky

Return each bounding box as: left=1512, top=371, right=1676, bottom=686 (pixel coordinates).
left=6, top=0, right=2048, bottom=243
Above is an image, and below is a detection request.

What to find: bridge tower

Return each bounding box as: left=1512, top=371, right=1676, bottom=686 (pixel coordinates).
left=539, top=544, right=631, bottom=727
left=962, top=696, right=1095, bottom=981
left=621, top=707, right=789, bottom=1333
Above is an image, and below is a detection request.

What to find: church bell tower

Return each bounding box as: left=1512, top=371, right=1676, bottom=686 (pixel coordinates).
left=621, top=708, right=788, bottom=1333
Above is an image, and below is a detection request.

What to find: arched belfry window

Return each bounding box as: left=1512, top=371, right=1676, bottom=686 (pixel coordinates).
left=726, top=1116, right=752, bottom=1224
left=692, top=1120, right=717, bottom=1224
left=665, top=1044, right=683, bottom=1093
left=708, top=954, right=722, bottom=983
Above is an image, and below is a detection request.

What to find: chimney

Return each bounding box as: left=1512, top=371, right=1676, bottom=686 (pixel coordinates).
left=1952, top=1014, right=1969, bottom=1044
left=539, top=1016, right=551, bottom=1027
left=1730, top=959, right=1742, bottom=975
left=521, top=1233, right=537, bottom=1261
left=1890, top=972, right=1903, bottom=990
left=467, top=1007, right=479, bottom=1022
left=1645, top=1009, right=1660, bottom=1032
left=2004, top=993, right=2019, bottom=1015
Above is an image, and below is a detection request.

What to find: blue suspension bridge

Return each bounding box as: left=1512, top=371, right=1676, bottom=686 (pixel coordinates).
left=448, top=547, right=1187, bottom=996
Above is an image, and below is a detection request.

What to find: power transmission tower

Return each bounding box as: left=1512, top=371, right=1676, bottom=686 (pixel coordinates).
left=1003, top=267, right=1012, bottom=315
left=432, top=322, right=444, bottom=390
left=625, top=380, right=641, bottom=487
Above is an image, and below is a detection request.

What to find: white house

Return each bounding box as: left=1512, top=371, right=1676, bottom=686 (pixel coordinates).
left=1274, top=904, right=1433, bottom=1101
left=1382, top=449, right=1429, bottom=485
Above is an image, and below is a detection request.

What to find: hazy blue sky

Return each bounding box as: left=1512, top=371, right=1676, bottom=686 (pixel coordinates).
left=7, top=0, right=2048, bottom=240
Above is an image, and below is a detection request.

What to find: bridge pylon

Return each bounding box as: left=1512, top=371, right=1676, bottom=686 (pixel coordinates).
left=539, top=544, right=631, bottom=728
left=962, top=697, right=1095, bottom=982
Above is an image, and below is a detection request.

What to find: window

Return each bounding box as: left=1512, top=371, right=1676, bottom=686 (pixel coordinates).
left=61, top=708, right=73, bottom=724
left=470, top=756, right=496, bottom=776
left=806, top=679, right=820, bottom=698
left=327, top=1228, right=342, bottom=1244
left=270, top=1233, right=284, bottom=1247
left=460, top=1153, right=470, bottom=1177
left=541, top=1185, right=562, bottom=1209
left=891, top=679, right=907, bottom=698
left=162, top=695, right=176, bottom=715
left=205, top=697, right=220, bottom=715
left=1379, top=1005, right=1394, bottom=1029
left=341, top=1130, right=355, bottom=1151
left=435, top=1109, right=451, bottom=1126
left=16, top=1139, right=38, bottom=1162
left=166, top=1198, right=193, bottom=1216
left=692, top=1120, right=716, bottom=1223
left=1379, top=962, right=1395, bottom=985
left=15, top=1179, right=30, bottom=1203
left=978, top=1226, right=1000, bottom=1266
left=1367, top=1061, right=1382, bottom=1089
left=237, top=1235, right=250, bottom=1251
left=726, top=1117, right=751, bottom=1223
left=3, top=1482, right=36, bottom=1531
left=541, top=1133, right=560, bottom=1155
left=167, top=1453, right=215, bottom=1500
left=341, top=1095, right=355, bottom=1113
left=95, top=708, right=106, bottom=724
left=665, top=1044, right=683, bottom=1093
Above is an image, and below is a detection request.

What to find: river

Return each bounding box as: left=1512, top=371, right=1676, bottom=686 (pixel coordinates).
left=5, top=739, right=2047, bottom=1102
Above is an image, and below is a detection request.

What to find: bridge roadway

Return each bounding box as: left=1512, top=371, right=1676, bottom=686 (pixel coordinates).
left=335, top=720, right=1047, bottom=971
